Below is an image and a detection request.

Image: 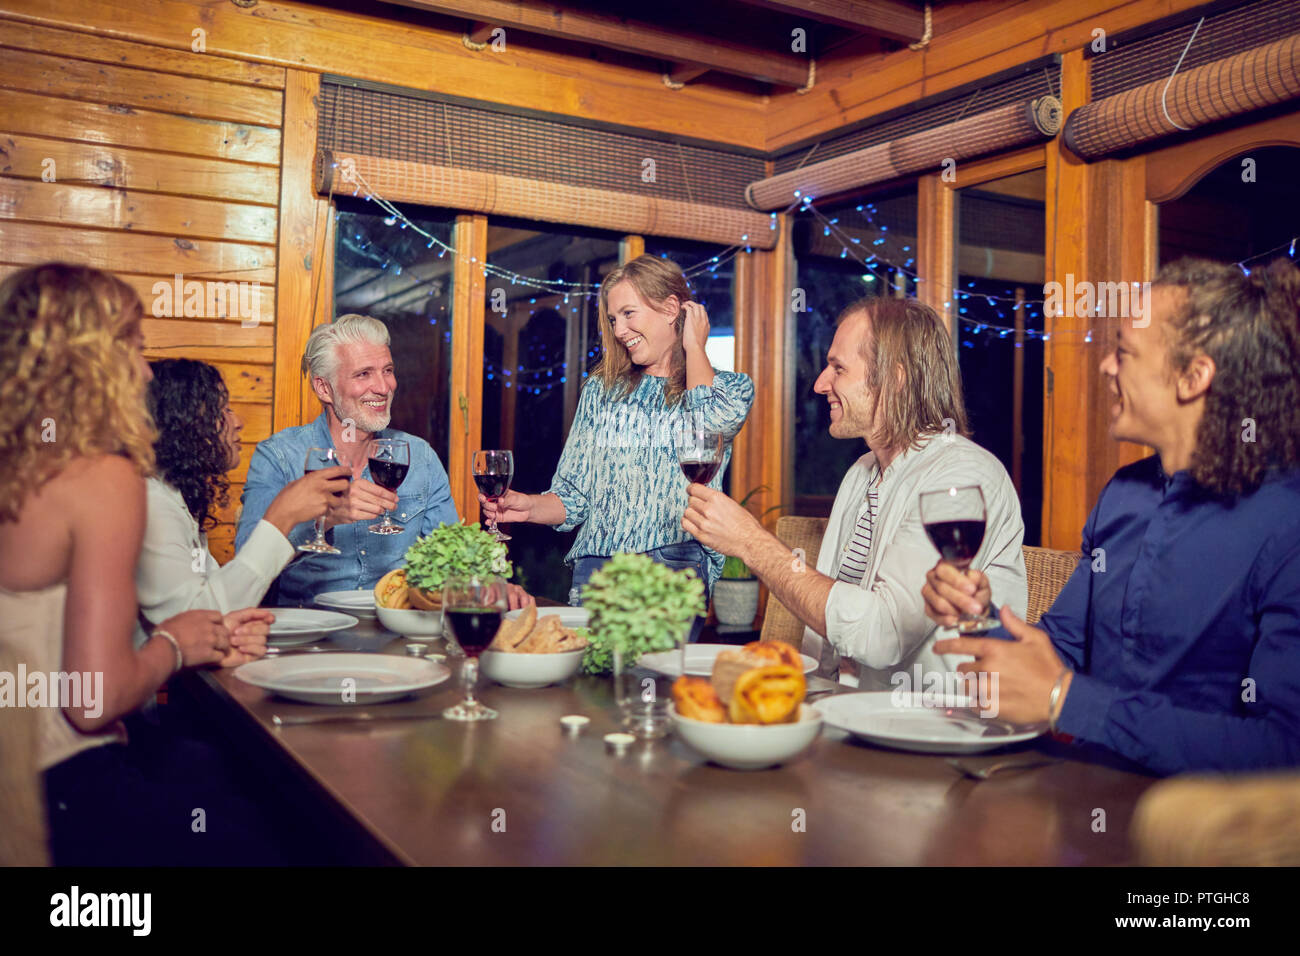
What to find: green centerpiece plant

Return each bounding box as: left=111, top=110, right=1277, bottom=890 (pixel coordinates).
left=404, top=521, right=513, bottom=601
left=580, top=552, right=706, bottom=676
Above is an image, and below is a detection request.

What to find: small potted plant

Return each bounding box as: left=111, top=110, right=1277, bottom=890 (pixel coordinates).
left=712, top=554, right=760, bottom=626
left=710, top=486, right=780, bottom=627
left=581, top=552, right=705, bottom=738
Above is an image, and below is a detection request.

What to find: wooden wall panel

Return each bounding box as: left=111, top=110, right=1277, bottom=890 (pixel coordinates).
left=0, top=16, right=280, bottom=563
left=0, top=178, right=277, bottom=245
left=0, top=0, right=765, bottom=148
left=0, top=89, right=281, bottom=165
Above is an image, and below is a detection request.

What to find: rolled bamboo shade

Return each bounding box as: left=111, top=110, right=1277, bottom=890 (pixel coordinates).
left=318, top=150, right=776, bottom=250
left=746, top=97, right=1062, bottom=211
left=1065, top=33, right=1300, bottom=160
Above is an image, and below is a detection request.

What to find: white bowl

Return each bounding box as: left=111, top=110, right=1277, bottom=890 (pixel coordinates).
left=480, top=648, right=585, bottom=688
left=376, top=604, right=443, bottom=639
left=670, top=704, right=823, bottom=770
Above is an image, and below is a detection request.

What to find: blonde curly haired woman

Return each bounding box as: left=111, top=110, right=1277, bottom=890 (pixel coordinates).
left=0, top=263, right=283, bottom=865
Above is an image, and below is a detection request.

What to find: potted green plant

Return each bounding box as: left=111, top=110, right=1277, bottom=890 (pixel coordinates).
left=580, top=552, right=705, bottom=738
left=710, top=486, right=781, bottom=627
left=403, top=521, right=514, bottom=605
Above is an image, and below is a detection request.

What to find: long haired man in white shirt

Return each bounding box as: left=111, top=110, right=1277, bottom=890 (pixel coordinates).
left=684, top=296, right=1027, bottom=686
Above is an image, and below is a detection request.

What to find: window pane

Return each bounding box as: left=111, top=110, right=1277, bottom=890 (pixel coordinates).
left=791, top=187, right=919, bottom=514
left=334, top=198, right=456, bottom=465
left=483, top=218, right=622, bottom=602
left=644, top=236, right=737, bottom=372
left=955, top=169, right=1046, bottom=545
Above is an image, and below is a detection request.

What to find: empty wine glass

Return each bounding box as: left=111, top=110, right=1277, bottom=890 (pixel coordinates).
left=299, top=447, right=351, bottom=555
left=919, top=485, right=996, bottom=633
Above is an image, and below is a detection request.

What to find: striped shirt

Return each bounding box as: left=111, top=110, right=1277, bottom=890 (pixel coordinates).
left=835, top=463, right=881, bottom=586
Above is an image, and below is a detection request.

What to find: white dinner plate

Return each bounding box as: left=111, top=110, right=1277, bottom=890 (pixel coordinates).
left=234, top=653, right=451, bottom=705
left=314, top=589, right=379, bottom=619
left=813, top=691, right=1044, bottom=755
left=504, top=606, right=590, bottom=629
left=638, top=643, right=817, bottom=678
left=267, top=608, right=360, bottom=647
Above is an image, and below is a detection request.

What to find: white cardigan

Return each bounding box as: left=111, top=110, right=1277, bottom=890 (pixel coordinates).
left=804, top=434, right=1028, bottom=689
left=134, top=477, right=294, bottom=645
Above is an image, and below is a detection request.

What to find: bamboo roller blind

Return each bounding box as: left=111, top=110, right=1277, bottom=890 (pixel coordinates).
left=317, top=150, right=776, bottom=249
left=317, top=78, right=771, bottom=247
left=745, top=97, right=1062, bottom=211
left=1064, top=32, right=1300, bottom=160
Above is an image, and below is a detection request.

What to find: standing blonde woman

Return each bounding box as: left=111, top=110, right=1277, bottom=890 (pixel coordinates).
left=481, top=254, right=755, bottom=605
left=0, top=263, right=281, bottom=865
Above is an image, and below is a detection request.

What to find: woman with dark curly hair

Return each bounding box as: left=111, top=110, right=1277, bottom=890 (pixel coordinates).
left=137, top=358, right=348, bottom=630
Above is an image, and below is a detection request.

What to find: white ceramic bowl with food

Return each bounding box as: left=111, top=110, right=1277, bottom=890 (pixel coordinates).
left=376, top=604, right=443, bottom=640
left=670, top=704, right=823, bottom=770
left=480, top=648, right=585, bottom=688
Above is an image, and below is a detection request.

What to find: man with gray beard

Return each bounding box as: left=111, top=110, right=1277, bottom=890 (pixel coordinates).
left=236, top=314, right=461, bottom=605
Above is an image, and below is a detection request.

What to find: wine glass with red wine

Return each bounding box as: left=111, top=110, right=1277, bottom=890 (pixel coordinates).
left=673, top=425, right=724, bottom=487
left=367, top=438, right=410, bottom=535
left=441, top=574, right=506, bottom=721
left=299, top=447, right=351, bottom=555
left=473, top=450, right=514, bottom=541
left=919, top=485, right=997, bottom=633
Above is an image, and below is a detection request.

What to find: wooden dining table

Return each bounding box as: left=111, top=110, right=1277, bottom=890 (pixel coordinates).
left=178, top=615, right=1158, bottom=866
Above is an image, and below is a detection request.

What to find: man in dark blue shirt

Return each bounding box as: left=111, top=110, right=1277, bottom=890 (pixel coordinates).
left=923, top=257, right=1300, bottom=775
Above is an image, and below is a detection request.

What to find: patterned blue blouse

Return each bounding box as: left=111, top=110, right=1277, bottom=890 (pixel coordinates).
left=547, top=370, right=755, bottom=589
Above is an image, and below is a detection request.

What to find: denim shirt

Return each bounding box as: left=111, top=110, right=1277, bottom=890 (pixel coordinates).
left=1011, top=456, right=1300, bottom=775
left=235, top=413, right=458, bottom=606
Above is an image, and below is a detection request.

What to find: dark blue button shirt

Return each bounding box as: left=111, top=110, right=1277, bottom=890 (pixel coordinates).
left=1032, top=456, right=1300, bottom=775
left=235, top=413, right=458, bottom=606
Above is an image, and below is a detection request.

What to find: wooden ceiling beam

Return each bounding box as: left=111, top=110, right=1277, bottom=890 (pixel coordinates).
left=465, top=21, right=495, bottom=45
left=731, top=0, right=925, bottom=44
left=385, top=0, right=811, bottom=87
left=667, top=63, right=709, bottom=85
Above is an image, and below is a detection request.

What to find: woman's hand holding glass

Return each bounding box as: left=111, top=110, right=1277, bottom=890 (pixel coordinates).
left=262, top=466, right=350, bottom=537
left=477, top=489, right=533, bottom=525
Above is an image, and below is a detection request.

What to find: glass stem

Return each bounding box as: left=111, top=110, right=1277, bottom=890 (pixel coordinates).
left=463, top=658, right=478, bottom=705
left=314, top=516, right=327, bottom=543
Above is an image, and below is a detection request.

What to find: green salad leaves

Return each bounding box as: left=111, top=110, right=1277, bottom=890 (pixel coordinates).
left=579, top=552, right=705, bottom=675
left=403, top=522, right=513, bottom=592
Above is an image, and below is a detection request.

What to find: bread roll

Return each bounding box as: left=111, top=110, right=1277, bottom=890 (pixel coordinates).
left=728, top=665, right=805, bottom=725
left=710, top=649, right=767, bottom=708
left=672, top=676, right=726, bottom=723
left=742, top=640, right=802, bottom=670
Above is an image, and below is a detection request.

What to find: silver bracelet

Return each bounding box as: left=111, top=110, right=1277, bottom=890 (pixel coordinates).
left=1048, top=668, right=1070, bottom=735
left=152, top=628, right=184, bottom=675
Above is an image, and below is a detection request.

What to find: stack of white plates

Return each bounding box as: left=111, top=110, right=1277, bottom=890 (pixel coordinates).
left=267, top=608, right=359, bottom=647
left=313, top=589, right=378, bottom=619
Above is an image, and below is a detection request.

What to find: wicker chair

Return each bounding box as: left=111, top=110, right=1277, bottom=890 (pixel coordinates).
left=0, top=640, right=49, bottom=865
left=758, top=516, right=828, bottom=649
left=1022, top=545, right=1081, bottom=625
left=1133, top=774, right=1300, bottom=865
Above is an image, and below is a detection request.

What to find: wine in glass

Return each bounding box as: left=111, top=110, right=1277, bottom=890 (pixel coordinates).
left=299, top=447, right=351, bottom=555
left=441, top=574, right=506, bottom=721
left=919, top=485, right=996, bottom=633
left=473, top=450, right=514, bottom=542
left=674, top=425, right=724, bottom=486
left=367, top=438, right=410, bottom=535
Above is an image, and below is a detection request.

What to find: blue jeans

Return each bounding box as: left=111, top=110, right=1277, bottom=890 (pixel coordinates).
left=569, top=543, right=710, bottom=643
